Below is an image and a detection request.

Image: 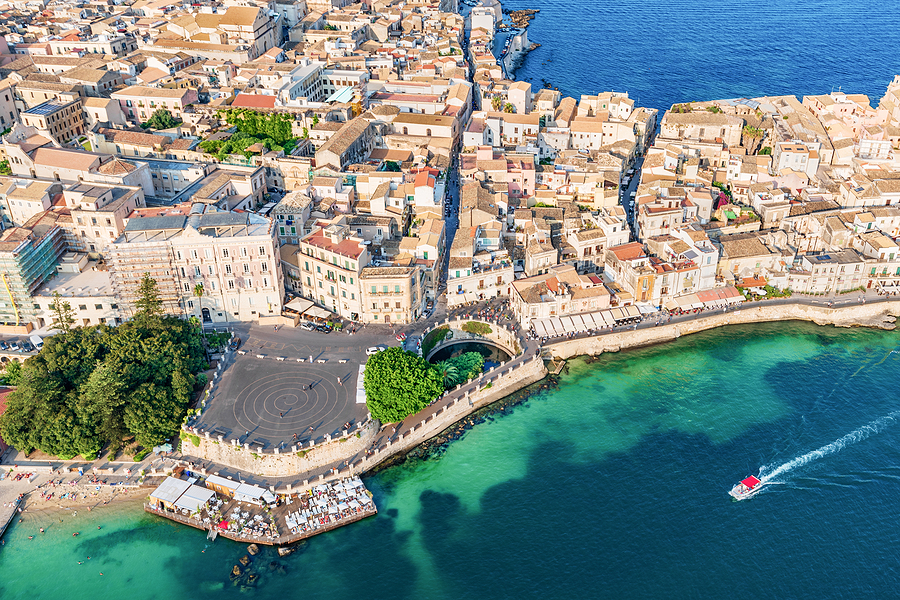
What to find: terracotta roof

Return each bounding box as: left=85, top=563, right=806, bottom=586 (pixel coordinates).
left=31, top=148, right=103, bottom=171
left=97, top=157, right=137, bottom=175
left=232, top=93, right=277, bottom=109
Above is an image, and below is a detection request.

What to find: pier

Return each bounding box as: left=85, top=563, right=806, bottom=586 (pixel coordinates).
left=145, top=476, right=377, bottom=546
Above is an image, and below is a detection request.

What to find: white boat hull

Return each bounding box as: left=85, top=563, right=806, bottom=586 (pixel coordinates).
left=729, top=482, right=765, bottom=500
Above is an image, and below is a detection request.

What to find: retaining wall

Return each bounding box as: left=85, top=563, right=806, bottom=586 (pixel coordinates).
left=183, top=421, right=379, bottom=477
left=546, top=300, right=900, bottom=360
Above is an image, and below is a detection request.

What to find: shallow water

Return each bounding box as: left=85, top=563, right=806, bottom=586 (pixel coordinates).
left=4, top=322, right=900, bottom=599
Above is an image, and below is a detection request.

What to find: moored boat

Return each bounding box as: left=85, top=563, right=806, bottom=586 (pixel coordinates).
left=729, top=475, right=764, bottom=500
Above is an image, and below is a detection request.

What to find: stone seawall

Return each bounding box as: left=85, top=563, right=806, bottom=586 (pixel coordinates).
left=352, top=353, right=548, bottom=472
left=546, top=300, right=900, bottom=360
left=184, top=421, right=379, bottom=477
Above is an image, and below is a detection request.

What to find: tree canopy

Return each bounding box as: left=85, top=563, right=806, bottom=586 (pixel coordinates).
left=142, top=108, right=181, bottom=130
left=0, top=279, right=205, bottom=460
left=438, top=352, right=485, bottom=388
left=199, top=109, right=298, bottom=160
left=363, top=347, right=443, bottom=424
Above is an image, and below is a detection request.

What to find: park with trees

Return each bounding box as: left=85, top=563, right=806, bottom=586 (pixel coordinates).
left=0, top=275, right=207, bottom=461
left=199, top=108, right=299, bottom=160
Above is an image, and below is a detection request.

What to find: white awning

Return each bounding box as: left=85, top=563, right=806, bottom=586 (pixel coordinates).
left=532, top=319, right=550, bottom=337
left=174, top=484, right=215, bottom=513
left=150, top=476, right=191, bottom=507
left=234, top=483, right=267, bottom=504
left=285, top=298, right=314, bottom=314
left=623, top=305, right=641, bottom=319
left=303, top=306, right=331, bottom=320
left=559, top=316, right=577, bottom=333
left=549, top=317, right=564, bottom=335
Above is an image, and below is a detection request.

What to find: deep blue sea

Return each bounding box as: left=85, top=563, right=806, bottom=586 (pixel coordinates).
left=504, top=0, right=900, bottom=110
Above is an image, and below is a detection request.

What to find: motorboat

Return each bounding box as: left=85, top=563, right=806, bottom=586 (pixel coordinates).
left=729, top=475, right=764, bottom=500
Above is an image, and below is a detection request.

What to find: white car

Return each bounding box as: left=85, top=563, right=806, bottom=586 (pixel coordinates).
left=366, top=346, right=385, bottom=355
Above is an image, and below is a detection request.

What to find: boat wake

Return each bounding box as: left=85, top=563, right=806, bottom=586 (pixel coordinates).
left=759, top=410, right=900, bottom=484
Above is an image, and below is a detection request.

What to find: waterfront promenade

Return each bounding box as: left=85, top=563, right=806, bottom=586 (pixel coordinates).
left=541, top=290, right=898, bottom=356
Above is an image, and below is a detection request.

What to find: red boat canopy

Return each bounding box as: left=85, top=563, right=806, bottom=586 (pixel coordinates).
left=741, top=476, right=761, bottom=488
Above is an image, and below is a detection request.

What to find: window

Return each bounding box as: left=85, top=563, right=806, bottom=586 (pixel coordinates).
left=187, top=300, right=194, bottom=309
left=205, top=248, right=213, bottom=259
left=395, top=285, right=400, bottom=293
left=241, top=247, right=248, bottom=257
left=228, top=280, right=235, bottom=290
left=225, top=264, right=232, bottom=275
left=191, top=250, right=198, bottom=259
left=243, top=263, right=250, bottom=273
left=95, top=304, right=103, bottom=310
left=222, top=248, right=229, bottom=258
left=259, top=246, right=266, bottom=256
left=183, top=283, right=190, bottom=291
left=261, top=262, right=268, bottom=272
left=371, top=285, right=377, bottom=294
left=383, top=285, right=388, bottom=293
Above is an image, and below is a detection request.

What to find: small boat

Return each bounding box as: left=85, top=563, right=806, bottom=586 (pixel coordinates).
left=729, top=475, right=764, bottom=500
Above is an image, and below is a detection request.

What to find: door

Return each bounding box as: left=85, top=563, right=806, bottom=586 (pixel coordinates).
left=201, top=307, right=212, bottom=322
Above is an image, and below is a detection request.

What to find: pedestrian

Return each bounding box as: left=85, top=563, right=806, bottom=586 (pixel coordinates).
left=280, top=412, right=283, bottom=418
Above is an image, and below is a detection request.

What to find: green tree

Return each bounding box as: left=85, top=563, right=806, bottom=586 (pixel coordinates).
left=0, top=159, right=11, bottom=175
left=363, top=347, right=443, bottom=423
left=135, top=273, right=163, bottom=319
left=437, top=361, right=458, bottom=388
left=143, top=108, right=181, bottom=130
left=759, top=146, right=772, bottom=155
left=503, top=102, right=515, bottom=113
left=50, top=291, right=75, bottom=335
left=0, top=316, right=204, bottom=459
left=438, top=352, right=485, bottom=388
left=491, top=96, right=503, bottom=111
left=2, top=360, right=22, bottom=385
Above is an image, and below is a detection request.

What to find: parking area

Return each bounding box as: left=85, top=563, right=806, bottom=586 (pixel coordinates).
left=0, top=333, right=44, bottom=363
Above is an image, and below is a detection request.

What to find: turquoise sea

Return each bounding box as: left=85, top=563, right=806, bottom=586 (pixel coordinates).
left=4, top=322, right=900, bottom=599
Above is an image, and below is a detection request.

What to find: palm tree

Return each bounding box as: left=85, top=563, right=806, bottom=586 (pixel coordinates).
left=438, top=361, right=458, bottom=388
left=194, top=283, right=205, bottom=319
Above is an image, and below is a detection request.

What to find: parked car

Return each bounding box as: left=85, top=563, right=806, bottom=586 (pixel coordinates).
left=366, top=346, right=386, bottom=356
left=229, top=337, right=242, bottom=351
left=21, top=341, right=34, bottom=352
left=9, top=341, right=20, bottom=352
left=316, top=324, right=333, bottom=333
left=0, top=340, right=8, bottom=351
left=300, top=322, right=315, bottom=331
left=396, top=332, right=407, bottom=342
